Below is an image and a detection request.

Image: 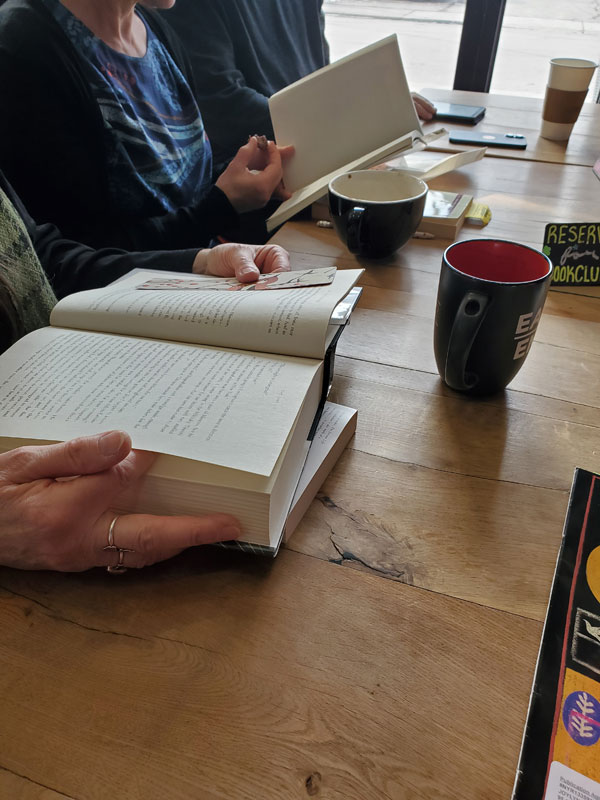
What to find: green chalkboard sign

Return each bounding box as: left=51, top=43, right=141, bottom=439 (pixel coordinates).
left=543, top=223, right=600, bottom=286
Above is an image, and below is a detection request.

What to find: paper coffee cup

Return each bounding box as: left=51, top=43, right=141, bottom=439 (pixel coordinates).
left=541, top=57, right=597, bottom=141
left=548, top=58, right=597, bottom=91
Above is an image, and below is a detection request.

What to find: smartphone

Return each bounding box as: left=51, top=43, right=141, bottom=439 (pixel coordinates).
left=448, top=130, right=528, bottom=150
left=433, top=102, right=486, bottom=125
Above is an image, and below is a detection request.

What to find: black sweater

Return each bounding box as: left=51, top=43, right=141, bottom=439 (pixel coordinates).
left=161, top=0, right=329, bottom=171
left=0, top=0, right=239, bottom=252
left=1, top=169, right=198, bottom=300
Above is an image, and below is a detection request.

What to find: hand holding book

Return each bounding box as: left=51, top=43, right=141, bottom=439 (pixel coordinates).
left=0, top=430, right=240, bottom=572
left=192, top=241, right=291, bottom=282
left=0, top=401, right=357, bottom=569
left=215, top=136, right=294, bottom=213
left=0, top=268, right=363, bottom=550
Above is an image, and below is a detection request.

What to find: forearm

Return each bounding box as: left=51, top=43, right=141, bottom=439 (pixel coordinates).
left=36, top=223, right=199, bottom=298
left=75, top=186, right=241, bottom=254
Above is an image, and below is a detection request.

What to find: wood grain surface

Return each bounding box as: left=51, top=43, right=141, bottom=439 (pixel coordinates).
left=420, top=88, right=600, bottom=167
left=0, top=768, right=74, bottom=800
left=1, top=111, right=599, bottom=799
left=0, top=550, right=539, bottom=800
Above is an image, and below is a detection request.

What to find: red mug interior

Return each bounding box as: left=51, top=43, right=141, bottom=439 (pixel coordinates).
left=445, top=239, right=552, bottom=283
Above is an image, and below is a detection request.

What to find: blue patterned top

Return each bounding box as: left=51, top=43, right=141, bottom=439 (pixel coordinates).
left=43, top=0, right=213, bottom=219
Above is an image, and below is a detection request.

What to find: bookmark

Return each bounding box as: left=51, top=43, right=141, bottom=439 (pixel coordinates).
left=136, top=267, right=338, bottom=291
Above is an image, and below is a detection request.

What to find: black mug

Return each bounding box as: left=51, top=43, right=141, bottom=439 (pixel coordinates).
left=328, top=170, right=427, bottom=258
left=434, top=239, right=553, bottom=395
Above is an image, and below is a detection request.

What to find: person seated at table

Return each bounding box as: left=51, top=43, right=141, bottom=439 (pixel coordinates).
left=0, top=168, right=290, bottom=303
left=0, top=168, right=294, bottom=571
left=0, top=0, right=293, bottom=252
left=161, top=0, right=438, bottom=175
left=159, top=0, right=330, bottom=174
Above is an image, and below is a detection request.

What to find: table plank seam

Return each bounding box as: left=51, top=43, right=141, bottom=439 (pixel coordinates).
left=346, top=444, right=576, bottom=494
left=0, top=764, right=77, bottom=800
left=0, top=585, right=218, bottom=655
left=427, top=146, right=594, bottom=169
left=0, top=584, right=150, bottom=641
left=552, top=288, right=600, bottom=299
left=287, top=541, right=548, bottom=625
left=335, top=355, right=600, bottom=419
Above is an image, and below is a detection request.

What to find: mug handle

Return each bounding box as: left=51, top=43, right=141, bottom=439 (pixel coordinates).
left=444, top=290, right=490, bottom=391
left=346, top=206, right=366, bottom=254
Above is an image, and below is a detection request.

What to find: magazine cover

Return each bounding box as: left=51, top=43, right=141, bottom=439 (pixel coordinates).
left=512, top=468, right=600, bottom=800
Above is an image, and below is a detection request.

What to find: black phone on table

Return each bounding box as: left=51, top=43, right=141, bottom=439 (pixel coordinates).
left=433, top=102, right=486, bottom=124
left=448, top=130, right=527, bottom=149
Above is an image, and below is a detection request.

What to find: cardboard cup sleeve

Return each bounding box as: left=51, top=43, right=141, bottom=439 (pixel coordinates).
left=542, top=87, right=588, bottom=124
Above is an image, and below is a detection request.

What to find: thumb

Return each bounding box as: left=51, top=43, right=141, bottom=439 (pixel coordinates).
left=4, top=430, right=133, bottom=483
left=234, top=246, right=261, bottom=282
left=278, top=144, right=295, bottom=165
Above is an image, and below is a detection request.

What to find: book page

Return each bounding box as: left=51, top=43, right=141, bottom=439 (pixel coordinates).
left=292, top=403, right=357, bottom=501
left=269, top=35, right=422, bottom=193
left=381, top=147, right=486, bottom=180
left=266, top=133, right=416, bottom=231
left=0, top=328, right=321, bottom=475
left=50, top=269, right=362, bottom=360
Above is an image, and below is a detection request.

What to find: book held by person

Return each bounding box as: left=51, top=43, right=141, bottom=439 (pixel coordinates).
left=0, top=268, right=363, bottom=553
left=267, top=35, right=422, bottom=231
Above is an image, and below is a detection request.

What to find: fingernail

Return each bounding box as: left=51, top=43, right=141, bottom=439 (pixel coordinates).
left=99, top=430, right=127, bottom=457
left=223, top=525, right=241, bottom=540
left=240, top=266, right=258, bottom=276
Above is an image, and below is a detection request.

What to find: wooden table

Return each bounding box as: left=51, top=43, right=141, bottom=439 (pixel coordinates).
left=421, top=88, right=600, bottom=167
left=1, top=159, right=600, bottom=799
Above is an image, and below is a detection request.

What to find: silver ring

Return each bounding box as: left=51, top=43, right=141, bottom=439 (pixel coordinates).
left=103, top=514, right=135, bottom=574
left=104, top=515, right=119, bottom=551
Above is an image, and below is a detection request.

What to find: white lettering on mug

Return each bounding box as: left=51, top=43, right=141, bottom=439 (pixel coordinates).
left=513, top=308, right=542, bottom=360
left=515, top=313, right=533, bottom=335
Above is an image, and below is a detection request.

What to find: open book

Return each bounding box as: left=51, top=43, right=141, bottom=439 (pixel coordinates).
left=0, top=269, right=362, bottom=552
left=267, top=35, right=423, bottom=231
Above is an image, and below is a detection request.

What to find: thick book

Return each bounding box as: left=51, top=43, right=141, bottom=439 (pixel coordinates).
left=266, top=35, right=423, bottom=231
left=284, top=402, right=357, bottom=543
left=311, top=189, right=474, bottom=240
left=512, top=468, right=600, bottom=799
left=218, top=401, right=358, bottom=556
left=0, top=268, right=362, bottom=553
left=416, top=190, right=473, bottom=239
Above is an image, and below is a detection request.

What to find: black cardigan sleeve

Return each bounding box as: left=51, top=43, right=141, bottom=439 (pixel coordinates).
left=2, top=171, right=200, bottom=299
left=34, top=222, right=199, bottom=299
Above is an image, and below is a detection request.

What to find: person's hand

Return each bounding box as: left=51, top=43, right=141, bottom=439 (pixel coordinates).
left=192, top=242, right=291, bottom=283
left=216, top=137, right=295, bottom=213
left=412, top=92, right=437, bottom=121
left=0, top=431, right=240, bottom=571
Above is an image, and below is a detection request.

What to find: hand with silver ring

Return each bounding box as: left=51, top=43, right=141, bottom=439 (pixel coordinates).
left=103, top=515, right=134, bottom=574
left=0, top=431, right=241, bottom=571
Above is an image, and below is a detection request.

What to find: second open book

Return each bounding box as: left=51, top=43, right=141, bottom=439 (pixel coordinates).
left=0, top=268, right=362, bottom=552
left=266, top=35, right=423, bottom=231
